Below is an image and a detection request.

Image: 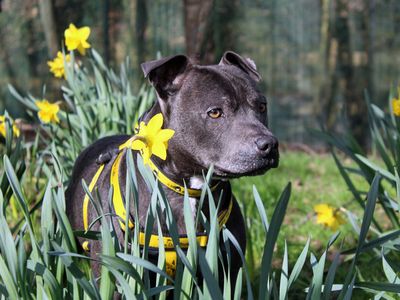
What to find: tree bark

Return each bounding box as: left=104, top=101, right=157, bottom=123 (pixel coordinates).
left=136, top=0, right=147, bottom=65
left=103, top=0, right=110, bottom=65
left=321, top=0, right=369, bottom=148
left=183, top=0, right=214, bottom=62
left=38, top=0, right=58, bottom=57
left=342, top=0, right=369, bottom=148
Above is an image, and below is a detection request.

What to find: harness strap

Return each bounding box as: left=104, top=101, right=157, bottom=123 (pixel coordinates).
left=110, top=151, right=134, bottom=230
left=139, top=232, right=208, bottom=250
left=83, top=164, right=105, bottom=231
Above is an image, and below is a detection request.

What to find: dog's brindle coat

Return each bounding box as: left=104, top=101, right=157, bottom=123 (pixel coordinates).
left=66, top=51, right=279, bottom=281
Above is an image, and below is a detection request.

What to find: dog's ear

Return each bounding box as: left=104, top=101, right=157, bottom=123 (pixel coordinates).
left=141, top=55, right=190, bottom=100
left=219, top=51, right=261, bottom=82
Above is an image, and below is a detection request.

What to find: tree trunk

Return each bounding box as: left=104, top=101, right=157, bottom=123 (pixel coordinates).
left=38, top=0, right=58, bottom=57
left=136, top=0, right=147, bottom=65
left=183, top=0, right=214, bottom=62
left=103, top=0, right=110, bottom=65
left=341, top=0, right=369, bottom=148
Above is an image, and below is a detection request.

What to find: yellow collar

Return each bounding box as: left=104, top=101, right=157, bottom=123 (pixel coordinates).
left=145, top=157, right=220, bottom=197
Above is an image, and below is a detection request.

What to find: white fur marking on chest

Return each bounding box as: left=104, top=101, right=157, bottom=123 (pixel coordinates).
left=189, top=176, right=204, bottom=218
left=190, top=176, right=205, bottom=189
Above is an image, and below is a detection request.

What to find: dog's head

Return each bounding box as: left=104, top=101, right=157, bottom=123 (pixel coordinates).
left=141, top=51, right=279, bottom=178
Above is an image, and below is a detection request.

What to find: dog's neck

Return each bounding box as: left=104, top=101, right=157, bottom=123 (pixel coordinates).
left=140, top=103, right=210, bottom=188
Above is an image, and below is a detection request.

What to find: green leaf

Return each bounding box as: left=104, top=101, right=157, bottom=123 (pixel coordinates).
left=3, top=155, right=43, bottom=263
left=233, top=268, right=243, bottom=300
left=198, top=248, right=223, bottom=300
left=223, top=229, right=254, bottom=300
left=99, top=207, right=116, bottom=299
left=288, top=237, right=310, bottom=288
left=356, top=282, right=400, bottom=293
left=341, top=230, right=400, bottom=255
left=322, top=251, right=341, bottom=300
left=382, top=251, right=400, bottom=284
left=117, top=253, right=172, bottom=282
left=279, top=241, right=289, bottom=300
left=355, top=154, right=396, bottom=182
left=253, top=185, right=269, bottom=232
left=258, top=183, right=291, bottom=300
left=0, top=255, right=18, bottom=299
left=51, top=186, right=77, bottom=253
left=310, top=251, right=327, bottom=299
left=51, top=243, right=100, bottom=300
left=339, top=173, right=381, bottom=299
left=27, top=260, right=63, bottom=299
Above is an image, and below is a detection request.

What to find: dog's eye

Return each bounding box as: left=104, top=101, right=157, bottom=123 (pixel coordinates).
left=259, top=103, right=267, bottom=113
left=207, top=108, right=223, bottom=119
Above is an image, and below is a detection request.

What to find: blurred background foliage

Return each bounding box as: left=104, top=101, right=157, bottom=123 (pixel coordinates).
left=1, top=0, right=400, bottom=147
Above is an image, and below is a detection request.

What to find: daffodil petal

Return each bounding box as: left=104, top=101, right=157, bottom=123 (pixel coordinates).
left=77, top=45, right=86, bottom=55
left=131, top=139, right=146, bottom=150
left=142, top=147, right=151, bottom=164
left=79, top=27, right=91, bottom=40
left=157, top=129, right=175, bottom=142
left=147, top=113, right=163, bottom=135
left=152, top=142, right=167, bottom=160
left=0, top=124, right=5, bottom=138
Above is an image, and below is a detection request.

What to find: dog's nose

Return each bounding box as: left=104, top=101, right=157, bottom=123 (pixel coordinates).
left=255, top=136, right=278, bottom=156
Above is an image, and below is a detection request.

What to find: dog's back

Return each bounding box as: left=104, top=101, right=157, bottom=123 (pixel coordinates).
left=65, top=134, right=129, bottom=234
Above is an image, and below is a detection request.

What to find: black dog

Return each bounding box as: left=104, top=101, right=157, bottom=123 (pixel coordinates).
left=66, top=51, right=279, bottom=283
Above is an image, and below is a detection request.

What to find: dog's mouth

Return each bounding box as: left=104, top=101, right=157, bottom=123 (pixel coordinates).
left=213, top=155, right=279, bottom=179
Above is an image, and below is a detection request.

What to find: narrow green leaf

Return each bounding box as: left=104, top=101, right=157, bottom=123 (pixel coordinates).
left=356, top=282, right=400, bottom=293
left=223, top=229, right=254, bottom=300
left=288, top=237, right=310, bottom=288
left=382, top=251, right=400, bottom=284
left=258, top=183, right=291, bottom=300
left=27, top=260, right=63, bottom=299
left=322, top=251, right=341, bottom=300
left=340, top=229, right=400, bottom=254
left=311, top=251, right=327, bottom=299
left=253, top=185, right=269, bottom=232
left=117, top=253, right=172, bottom=282
left=343, top=275, right=356, bottom=300
left=51, top=188, right=77, bottom=252
left=233, top=268, right=243, bottom=300
left=279, top=241, right=289, bottom=300
left=51, top=243, right=100, bottom=300
left=0, top=255, right=18, bottom=299
left=99, top=211, right=115, bottom=299
left=339, top=173, right=381, bottom=299
left=198, top=248, right=223, bottom=300
left=355, top=154, right=396, bottom=182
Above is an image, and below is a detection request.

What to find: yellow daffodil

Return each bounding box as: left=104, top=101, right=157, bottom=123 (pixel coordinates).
left=314, top=203, right=344, bottom=231
left=47, top=51, right=71, bottom=78
left=119, top=113, right=175, bottom=164
left=392, top=98, right=400, bottom=117
left=35, top=100, right=60, bottom=124
left=0, top=115, right=20, bottom=138
left=64, top=23, right=91, bottom=55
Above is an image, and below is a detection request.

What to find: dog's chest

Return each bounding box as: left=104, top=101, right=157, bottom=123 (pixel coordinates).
left=189, top=176, right=204, bottom=218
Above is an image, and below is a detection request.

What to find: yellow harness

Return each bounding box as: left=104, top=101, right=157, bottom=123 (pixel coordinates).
left=81, top=140, right=233, bottom=277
